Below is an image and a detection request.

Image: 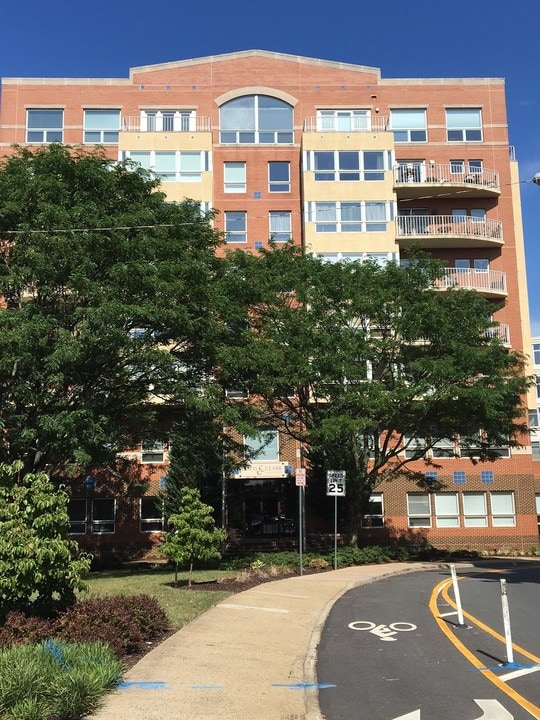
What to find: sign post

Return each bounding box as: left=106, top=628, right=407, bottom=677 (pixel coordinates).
left=295, top=469, right=306, bottom=576
left=326, top=470, right=346, bottom=570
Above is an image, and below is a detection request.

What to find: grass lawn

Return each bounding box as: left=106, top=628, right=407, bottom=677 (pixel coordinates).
left=81, top=566, right=236, bottom=628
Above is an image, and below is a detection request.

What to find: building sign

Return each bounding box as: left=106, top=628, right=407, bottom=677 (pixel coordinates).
left=232, top=462, right=293, bottom=479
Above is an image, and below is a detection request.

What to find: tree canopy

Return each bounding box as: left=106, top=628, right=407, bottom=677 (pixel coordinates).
left=0, top=145, right=222, bottom=475
left=217, top=245, right=530, bottom=542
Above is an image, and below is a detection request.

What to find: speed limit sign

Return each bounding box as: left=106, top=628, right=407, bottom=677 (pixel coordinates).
left=326, top=470, right=346, bottom=496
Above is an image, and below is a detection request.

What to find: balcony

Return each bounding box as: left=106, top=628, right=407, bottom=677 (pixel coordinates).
left=486, top=324, right=511, bottom=346
left=303, top=116, right=390, bottom=133
left=121, top=115, right=211, bottom=132
left=397, top=215, right=503, bottom=249
left=433, top=269, right=507, bottom=298
left=394, top=163, right=500, bottom=199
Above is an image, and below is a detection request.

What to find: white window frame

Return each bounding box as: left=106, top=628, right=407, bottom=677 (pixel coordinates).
left=269, top=211, right=292, bottom=243
left=361, top=493, right=384, bottom=528
left=225, top=211, right=247, bottom=243
left=141, top=110, right=195, bottom=132
left=224, top=162, right=246, bottom=193
left=141, top=441, right=167, bottom=464
left=123, top=150, right=206, bottom=182
left=434, top=493, right=460, bottom=527
left=407, top=493, right=432, bottom=528
left=91, top=498, right=116, bottom=534
left=446, top=108, right=483, bottom=142
left=311, top=150, right=388, bottom=181
left=463, top=492, right=487, bottom=527
left=26, top=109, right=64, bottom=143
left=219, top=95, right=294, bottom=144
left=490, top=492, right=516, bottom=527
left=140, top=496, right=164, bottom=533
left=68, top=498, right=88, bottom=535
left=311, top=201, right=391, bottom=233
left=268, top=161, right=291, bottom=192
left=83, top=109, right=120, bottom=144
left=390, top=109, right=427, bottom=143
left=316, top=109, right=371, bottom=132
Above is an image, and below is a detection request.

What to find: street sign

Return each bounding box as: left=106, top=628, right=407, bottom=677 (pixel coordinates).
left=295, top=468, right=306, bottom=487
left=326, top=470, right=346, bottom=496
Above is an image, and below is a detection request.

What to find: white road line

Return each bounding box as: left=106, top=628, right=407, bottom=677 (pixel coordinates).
left=251, top=590, right=310, bottom=599
left=439, top=611, right=460, bottom=617
left=499, top=666, right=540, bottom=681
left=218, top=603, right=290, bottom=614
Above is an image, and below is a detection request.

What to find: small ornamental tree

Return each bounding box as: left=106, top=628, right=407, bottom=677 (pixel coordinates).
left=161, top=487, right=227, bottom=587
left=0, top=462, right=91, bottom=618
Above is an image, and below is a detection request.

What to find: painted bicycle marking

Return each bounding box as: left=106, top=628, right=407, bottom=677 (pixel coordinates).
left=348, top=620, right=417, bottom=642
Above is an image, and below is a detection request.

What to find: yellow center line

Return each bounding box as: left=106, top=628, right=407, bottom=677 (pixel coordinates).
left=429, top=578, right=540, bottom=719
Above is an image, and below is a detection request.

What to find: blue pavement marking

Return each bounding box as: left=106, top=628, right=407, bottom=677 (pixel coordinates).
left=271, top=682, right=336, bottom=690
left=118, top=681, right=170, bottom=690
left=189, top=685, right=224, bottom=689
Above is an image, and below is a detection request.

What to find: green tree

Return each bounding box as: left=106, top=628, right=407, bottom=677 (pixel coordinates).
left=217, top=245, right=531, bottom=544
left=0, top=461, right=91, bottom=618
left=0, top=144, right=222, bottom=475
left=160, top=486, right=227, bottom=587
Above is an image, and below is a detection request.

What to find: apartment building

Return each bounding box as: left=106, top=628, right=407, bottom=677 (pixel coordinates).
left=0, top=49, right=537, bottom=557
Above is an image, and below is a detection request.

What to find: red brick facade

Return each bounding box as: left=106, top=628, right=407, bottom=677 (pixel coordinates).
left=1, top=50, right=536, bottom=557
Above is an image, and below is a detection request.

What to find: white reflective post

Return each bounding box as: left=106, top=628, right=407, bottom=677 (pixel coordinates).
left=450, top=564, right=465, bottom=627
left=500, top=579, right=514, bottom=665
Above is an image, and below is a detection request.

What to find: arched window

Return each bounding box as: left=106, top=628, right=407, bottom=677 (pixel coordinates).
left=220, top=95, right=293, bottom=144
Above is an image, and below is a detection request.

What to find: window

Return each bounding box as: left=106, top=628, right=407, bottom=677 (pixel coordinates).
left=361, top=494, right=384, bottom=528
left=91, top=498, right=115, bottom=534
left=390, top=109, right=427, bottom=142
left=142, top=110, right=195, bottom=132
left=220, top=95, right=293, bottom=144
left=425, top=471, right=439, bottom=483
left=316, top=109, right=370, bottom=131
left=434, top=493, right=459, bottom=527
left=533, top=343, right=540, bottom=365
left=453, top=471, right=466, bottom=485
left=225, top=211, right=247, bottom=243
left=26, top=109, right=63, bottom=143
left=311, top=150, right=387, bottom=181
left=481, top=470, right=494, bottom=484
left=407, top=493, right=431, bottom=527
left=490, top=492, right=515, bottom=527
left=83, top=110, right=120, bottom=144
left=311, top=201, right=391, bottom=233
left=446, top=109, right=482, bottom=142
left=124, top=151, right=206, bottom=182
left=68, top=499, right=87, bottom=535
left=244, top=428, right=279, bottom=461
left=141, top=441, right=166, bottom=463
left=140, top=497, right=164, bottom=533
left=431, top=437, right=455, bottom=458
left=463, top=493, right=487, bottom=527
left=533, top=441, right=540, bottom=459
left=224, top=162, right=246, bottom=193
left=269, top=211, right=292, bottom=243
left=269, top=162, right=290, bottom=192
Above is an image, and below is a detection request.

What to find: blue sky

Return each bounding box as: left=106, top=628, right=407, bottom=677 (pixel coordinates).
left=2, top=0, right=540, bottom=334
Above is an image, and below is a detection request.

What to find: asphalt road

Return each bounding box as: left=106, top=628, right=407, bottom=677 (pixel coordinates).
left=316, top=562, right=540, bottom=720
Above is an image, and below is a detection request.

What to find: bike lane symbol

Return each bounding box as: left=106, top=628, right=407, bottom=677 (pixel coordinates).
left=348, top=620, right=417, bottom=642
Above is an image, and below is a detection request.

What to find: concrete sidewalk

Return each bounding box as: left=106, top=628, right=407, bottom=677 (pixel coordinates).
left=90, top=562, right=438, bottom=720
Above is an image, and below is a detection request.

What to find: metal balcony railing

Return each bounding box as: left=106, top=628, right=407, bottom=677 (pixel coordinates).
left=394, top=163, right=499, bottom=190
left=485, top=324, right=511, bottom=345
left=396, top=215, right=503, bottom=242
left=303, top=116, right=390, bottom=132
left=433, top=269, right=507, bottom=294
left=121, top=115, right=211, bottom=132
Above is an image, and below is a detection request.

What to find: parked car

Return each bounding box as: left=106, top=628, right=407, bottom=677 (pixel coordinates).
left=246, top=514, right=296, bottom=536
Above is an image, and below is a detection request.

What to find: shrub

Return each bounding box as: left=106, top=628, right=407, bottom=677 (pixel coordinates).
left=0, top=640, right=123, bottom=720
left=56, top=595, right=170, bottom=658
left=0, top=612, right=56, bottom=649
left=307, top=556, right=329, bottom=570
left=0, top=462, right=91, bottom=620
